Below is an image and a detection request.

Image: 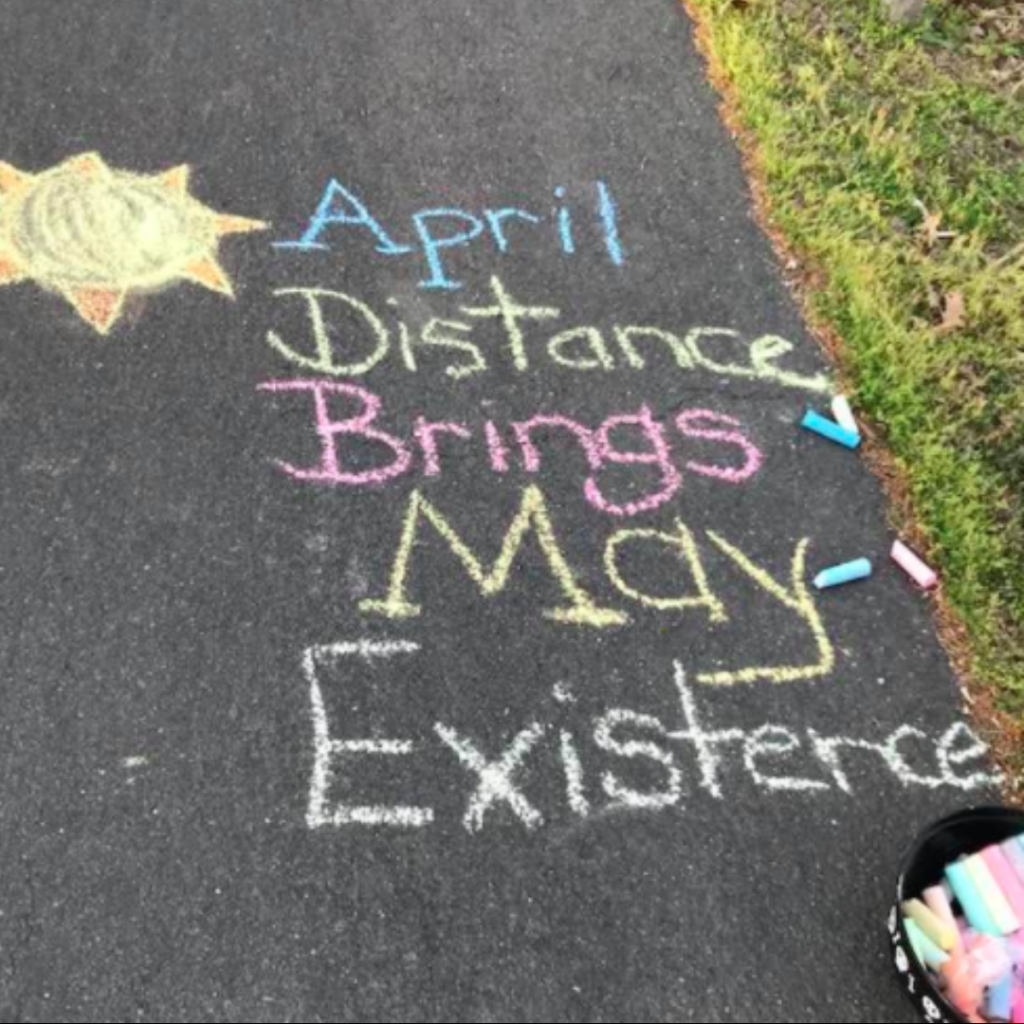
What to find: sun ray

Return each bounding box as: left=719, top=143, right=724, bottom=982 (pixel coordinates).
left=214, top=213, right=269, bottom=237
left=0, top=161, right=33, bottom=194
left=182, top=256, right=235, bottom=297
left=64, top=288, right=128, bottom=335
left=159, top=165, right=191, bottom=193
left=0, top=253, right=26, bottom=284
left=65, top=153, right=111, bottom=178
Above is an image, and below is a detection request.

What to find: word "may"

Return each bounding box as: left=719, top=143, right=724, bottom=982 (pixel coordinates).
left=259, top=380, right=763, bottom=517
left=275, top=180, right=625, bottom=290
left=265, top=277, right=832, bottom=395
left=361, top=486, right=835, bottom=688
left=304, top=646, right=1000, bottom=833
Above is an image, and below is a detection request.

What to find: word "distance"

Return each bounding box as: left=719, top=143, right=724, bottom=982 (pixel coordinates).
left=304, top=645, right=1000, bottom=834
left=275, top=179, right=625, bottom=291
left=265, top=277, right=832, bottom=395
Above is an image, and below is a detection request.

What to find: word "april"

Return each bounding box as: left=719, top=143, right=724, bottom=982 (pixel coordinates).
left=259, top=381, right=762, bottom=517
left=275, top=180, right=625, bottom=291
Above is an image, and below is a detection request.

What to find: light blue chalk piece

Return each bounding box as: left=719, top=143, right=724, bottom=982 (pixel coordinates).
left=947, top=860, right=1002, bottom=937
left=801, top=409, right=862, bottom=450
left=905, top=919, right=950, bottom=971
left=986, top=973, right=1013, bottom=1020
left=814, top=558, right=873, bottom=591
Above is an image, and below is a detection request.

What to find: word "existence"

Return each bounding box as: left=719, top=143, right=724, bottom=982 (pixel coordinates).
left=304, top=645, right=1000, bottom=834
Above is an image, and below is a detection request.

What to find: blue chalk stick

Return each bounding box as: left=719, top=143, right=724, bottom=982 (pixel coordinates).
left=986, top=973, right=1013, bottom=1021
left=814, top=558, right=873, bottom=590
left=947, top=860, right=1002, bottom=937
left=802, top=410, right=862, bottom=450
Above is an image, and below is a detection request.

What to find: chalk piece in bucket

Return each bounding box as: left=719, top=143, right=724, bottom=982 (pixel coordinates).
left=801, top=409, right=862, bottom=450
left=831, top=395, right=861, bottom=437
left=903, top=898, right=958, bottom=951
left=814, top=558, right=873, bottom=590
left=923, top=886, right=963, bottom=951
left=986, top=975, right=1013, bottom=1021
left=1002, top=839, right=1024, bottom=885
left=891, top=540, right=939, bottom=591
left=965, top=854, right=1022, bottom=936
left=981, top=846, right=1024, bottom=924
left=946, top=860, right=1001, bottom=937
left=905, top=919, right=951, bottom=971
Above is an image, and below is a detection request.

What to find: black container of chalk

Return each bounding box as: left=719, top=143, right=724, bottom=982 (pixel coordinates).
left=889, top=806, right=1024, bottom=1024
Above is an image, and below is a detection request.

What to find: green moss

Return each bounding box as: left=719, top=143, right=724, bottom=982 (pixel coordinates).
left=688, top=0, right=1024, bottom=737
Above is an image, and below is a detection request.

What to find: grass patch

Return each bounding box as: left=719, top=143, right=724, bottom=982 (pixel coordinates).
left=682, top=0, right=1024, bottom=774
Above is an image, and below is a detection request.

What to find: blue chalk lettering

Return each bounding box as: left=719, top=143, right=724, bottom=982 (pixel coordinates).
left=413, top=208, right=486, bottom=291
left=274, top=179, right=413, bottom=255
left=555, top=188, right=576, bottom=256
left=597, top=181, right=626, bottom=267
left=485, top=209, right=543, bottom=254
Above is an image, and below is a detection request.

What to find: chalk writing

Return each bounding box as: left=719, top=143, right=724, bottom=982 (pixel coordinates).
left=0, top=153, right=266, bottom=334
left=359, top=485, right=628, bottom=628
left=303, top=647, right=1002, bottom=833
left=264, top=278, right=832, bottom=394
left=274, top=180, right=625, bottom=290
left=359, top=485, right=837, bottom=687
left=303, top=640, right=433, bottom=829
left=259, top=381, right=764, bottom=513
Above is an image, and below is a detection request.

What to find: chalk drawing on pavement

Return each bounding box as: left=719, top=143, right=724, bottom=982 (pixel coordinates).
left=302, top=645, right=1002, bottom=834
left=0, top=153, right=266, bottom=334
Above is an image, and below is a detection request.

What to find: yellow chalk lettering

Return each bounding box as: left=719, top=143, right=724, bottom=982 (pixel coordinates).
left=613, top=325, right=697, bottom=371
left=749, top=335, right=832, bottom=395
left=604, top=522, right=728, bottom=623
left=548, top=327, right=615, bottom=371
left=361, top=486, right=628, bottom=628
left=698, top=535, right=836, bottom=686
left=267, top=287, right=390, bottom=376
left=460, top=276, right=560, bottom=372
left=686, top=328, right=832, bottom=395
left=419, top=318, right=488, bottom=380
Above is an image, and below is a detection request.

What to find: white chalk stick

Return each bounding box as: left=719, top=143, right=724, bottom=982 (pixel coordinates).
left=831, top=396, right=861, bottom=438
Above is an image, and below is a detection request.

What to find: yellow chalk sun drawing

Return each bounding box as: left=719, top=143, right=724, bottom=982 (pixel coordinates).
left=0, top=153, right=267, bottom=334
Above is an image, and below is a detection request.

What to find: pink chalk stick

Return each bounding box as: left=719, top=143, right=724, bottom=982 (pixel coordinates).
left=924, top=886, right=963, bottom=951
left=892, top=540, right=939, bottom=590
left=1003, top=839, right=1024, bottom=887
left=982, top=846, right=1024, bottom=926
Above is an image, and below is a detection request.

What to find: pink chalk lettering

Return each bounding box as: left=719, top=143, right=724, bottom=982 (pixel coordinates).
left=485, top=421, right=511, bottom=474
left=586, top=406, right=683, bottom=517
left=512, top=415, right=602, bottom=474
left=415, top=417, right=473, bottom=477
left=675, top=409, right=763, bottom=483
left=259, top=380, right=413, bottom=486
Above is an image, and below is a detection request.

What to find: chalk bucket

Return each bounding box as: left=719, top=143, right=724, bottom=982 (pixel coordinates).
left=890, top=806, right=1024, bottom=1023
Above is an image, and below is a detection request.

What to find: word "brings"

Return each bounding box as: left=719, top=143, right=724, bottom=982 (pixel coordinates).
left=259, top=380, right=763, bottom=517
